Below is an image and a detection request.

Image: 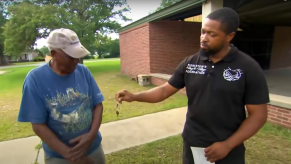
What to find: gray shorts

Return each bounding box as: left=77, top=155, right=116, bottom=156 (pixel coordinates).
left=45, top=144, right=105, bottom=164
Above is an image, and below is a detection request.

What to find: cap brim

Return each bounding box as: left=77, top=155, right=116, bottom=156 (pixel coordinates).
left=62, top=42, right=90, bottom=59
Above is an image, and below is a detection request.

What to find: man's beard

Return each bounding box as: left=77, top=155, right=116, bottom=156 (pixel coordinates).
left=199, top=43, right=224, bottom=57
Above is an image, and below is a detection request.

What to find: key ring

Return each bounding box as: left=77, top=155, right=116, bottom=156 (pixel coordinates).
left=115, top=101, right=121, bottom=116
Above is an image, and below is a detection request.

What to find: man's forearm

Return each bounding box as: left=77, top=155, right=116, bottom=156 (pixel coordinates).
left=32, top=124, right=69, bottom=156
left=88, top=103, right=103, bottom=138
left=133, top=85, right=171, bottom=103
left=224, top=114, right=267, bottom=149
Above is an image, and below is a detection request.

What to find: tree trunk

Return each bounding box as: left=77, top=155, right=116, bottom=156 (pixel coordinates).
left=0, top=46, right=8, bottom=66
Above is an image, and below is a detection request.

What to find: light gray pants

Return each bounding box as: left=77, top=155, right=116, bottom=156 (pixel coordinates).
left=45, top=144, right=105, bottom=164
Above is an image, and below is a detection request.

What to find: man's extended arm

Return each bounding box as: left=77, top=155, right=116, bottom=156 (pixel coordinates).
left=132, top=82, right=179, bottom=103
left=224, top=104, right=267, bottom=149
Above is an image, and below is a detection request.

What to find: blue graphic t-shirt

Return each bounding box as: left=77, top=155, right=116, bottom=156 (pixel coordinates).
left=17, top=62, right=104, bottom=158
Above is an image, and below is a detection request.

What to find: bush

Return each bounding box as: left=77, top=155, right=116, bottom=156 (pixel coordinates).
left=33, top=56, right=45, bottom=62
left=103, top=55, right=112, bottom=58
left=84, top=55, right=95, bottom=60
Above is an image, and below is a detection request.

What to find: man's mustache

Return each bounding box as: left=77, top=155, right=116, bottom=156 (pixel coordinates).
left=200, top=42, right=209, bottom=47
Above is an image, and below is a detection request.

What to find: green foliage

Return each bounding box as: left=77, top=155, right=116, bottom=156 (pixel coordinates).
left=3, top=2, right=61, bottom=57
left=95, top=34, right=112, bottom=56
left=33, top=56, right=45, bottom=62
left=35, top=46, right=50, bottom=57
left=95, top=34, right=120, bottom=58
left=2, top=0, right=131, bottom=58
left=83, top=54, right=96, bottom=59
left=109, top=39, right=120, bottom=58
left=149, top=0, right=182, bottom=14
left=0, top=2, right=8, bottom=65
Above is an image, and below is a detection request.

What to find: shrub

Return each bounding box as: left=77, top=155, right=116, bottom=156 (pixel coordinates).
left=33, top=56, right=45, bottom=62
left=84, top=55, right=95, bottom=60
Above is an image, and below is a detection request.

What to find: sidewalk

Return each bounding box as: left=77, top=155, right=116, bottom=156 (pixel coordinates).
left=0, top=107, right=187, bottom=164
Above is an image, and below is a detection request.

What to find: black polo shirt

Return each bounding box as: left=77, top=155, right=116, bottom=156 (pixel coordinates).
left=168, top=45, right=269, bottom=148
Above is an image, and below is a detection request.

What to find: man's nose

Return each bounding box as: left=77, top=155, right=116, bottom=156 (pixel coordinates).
left=201, top=34, right=208, bottom=42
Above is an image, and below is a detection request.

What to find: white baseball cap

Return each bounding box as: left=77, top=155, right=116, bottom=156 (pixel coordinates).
left=46, top=28, right=90, bottom=59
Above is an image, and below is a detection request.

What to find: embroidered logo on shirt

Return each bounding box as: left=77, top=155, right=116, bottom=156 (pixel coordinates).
left=223, top=67, right=243, bottom=81
left=185, top=64, right=207, bottom=74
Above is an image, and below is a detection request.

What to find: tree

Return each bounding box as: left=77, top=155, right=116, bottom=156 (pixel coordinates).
left=149, top=0, right=182, bottom=14
left=3, top=2, right=61, bottom=58
left=94, top=34, right=112, bottom=57
left=35, top=46, right=50, bottom=57
left=3, top=0, right=131, bottom=63
left=39, top=46, right=50, bottom=56
left=109, top=39, right=120, bottom=58
left=0, top=2, right=8, bottom=66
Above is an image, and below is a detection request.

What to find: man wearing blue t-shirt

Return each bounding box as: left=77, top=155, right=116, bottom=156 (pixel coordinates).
left=18, top=28, right=105, bottom=164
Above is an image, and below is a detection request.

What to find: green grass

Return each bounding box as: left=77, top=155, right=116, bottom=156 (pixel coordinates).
left=0, top=60, right=187, bottom=141
left=105, top=123, right=291, bottom=164
left=11, top=62, right=45, bottom=65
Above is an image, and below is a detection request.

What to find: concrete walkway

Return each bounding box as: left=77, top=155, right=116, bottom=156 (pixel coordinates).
left=0, top=107, right=187, bottom=164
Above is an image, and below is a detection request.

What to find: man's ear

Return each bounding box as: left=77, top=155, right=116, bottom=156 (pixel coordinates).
left=50, top=50, right=57, bottom=59
left=226, top=32, right=235, bottom=42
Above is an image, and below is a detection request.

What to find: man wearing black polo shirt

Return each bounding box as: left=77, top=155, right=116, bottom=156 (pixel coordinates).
left=115, top=7, right=269, bottom=164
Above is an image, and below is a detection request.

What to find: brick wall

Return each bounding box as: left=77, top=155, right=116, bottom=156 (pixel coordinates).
left=270, top=26, right=291, bottom=69
left=267, top=104, right=291, bottom=128
left=151, top=77, right=291, bottom=129
left=119, top=24, right=150, bottom=77
left=149, top=21, right=201, bottom=74
left=119, top=20, right=201, bottom=77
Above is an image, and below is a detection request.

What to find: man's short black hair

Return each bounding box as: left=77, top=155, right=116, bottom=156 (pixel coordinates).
left=206, top=7, right=240, bottom=34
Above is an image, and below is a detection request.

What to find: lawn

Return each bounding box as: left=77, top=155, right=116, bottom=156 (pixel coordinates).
left=11, top=62, right=45, bottom=65
left=105, top=123, right=291, bottom=164
left=0, top=60, right=187, bottom=141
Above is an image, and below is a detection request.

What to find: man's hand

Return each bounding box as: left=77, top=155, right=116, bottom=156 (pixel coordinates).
left=68, top=133, right=95, bottom=161
left=115, top=89, right=135, bottom=103
left=204, top=141, right=231, bottom=163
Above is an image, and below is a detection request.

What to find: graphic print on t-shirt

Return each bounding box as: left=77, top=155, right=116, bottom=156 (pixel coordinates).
left=45, top=87, right=93, bottom=134
left=223, top=67, right=243, bottom=82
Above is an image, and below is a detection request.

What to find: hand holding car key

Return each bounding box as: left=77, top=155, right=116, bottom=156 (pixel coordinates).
left=115, top=101, right=121, bottom=116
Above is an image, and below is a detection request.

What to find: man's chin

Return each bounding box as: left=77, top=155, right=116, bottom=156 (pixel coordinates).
left=199, top=48, right=208, bottom=54
left=199, top=48, right=215, bottom=56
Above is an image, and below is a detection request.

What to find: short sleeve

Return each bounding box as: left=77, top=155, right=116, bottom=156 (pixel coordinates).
left=86, top=68, right=104, bottom=107
left=243, top=62, right=270, bottom=104
left=168, top=57, right=187, bottom=89
left=17, top=74, right=48, bottom=123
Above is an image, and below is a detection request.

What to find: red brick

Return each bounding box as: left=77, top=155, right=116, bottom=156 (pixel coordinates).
left=283, top=114, right=291, bottom=118
left=269, top=110, right=282, bottom=116
left=282, top=121, right=291, bottom=126
left=278, top=108, right=290, bottom=114
left=119, top=24, right=150, bottom=78
left=120, top=20, right=201, bottom=77
left=269, top=117, right=282, bottom=123
left=267, top=113, right=276, bottom=117
left=267, top=105, right=277, bottom=111
left=277, top=115, right=289, bottom=121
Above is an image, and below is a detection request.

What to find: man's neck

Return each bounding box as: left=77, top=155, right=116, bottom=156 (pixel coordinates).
left=49, top=60, right=67, bottom=76
left=209, top=46, right=231, bottom=63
